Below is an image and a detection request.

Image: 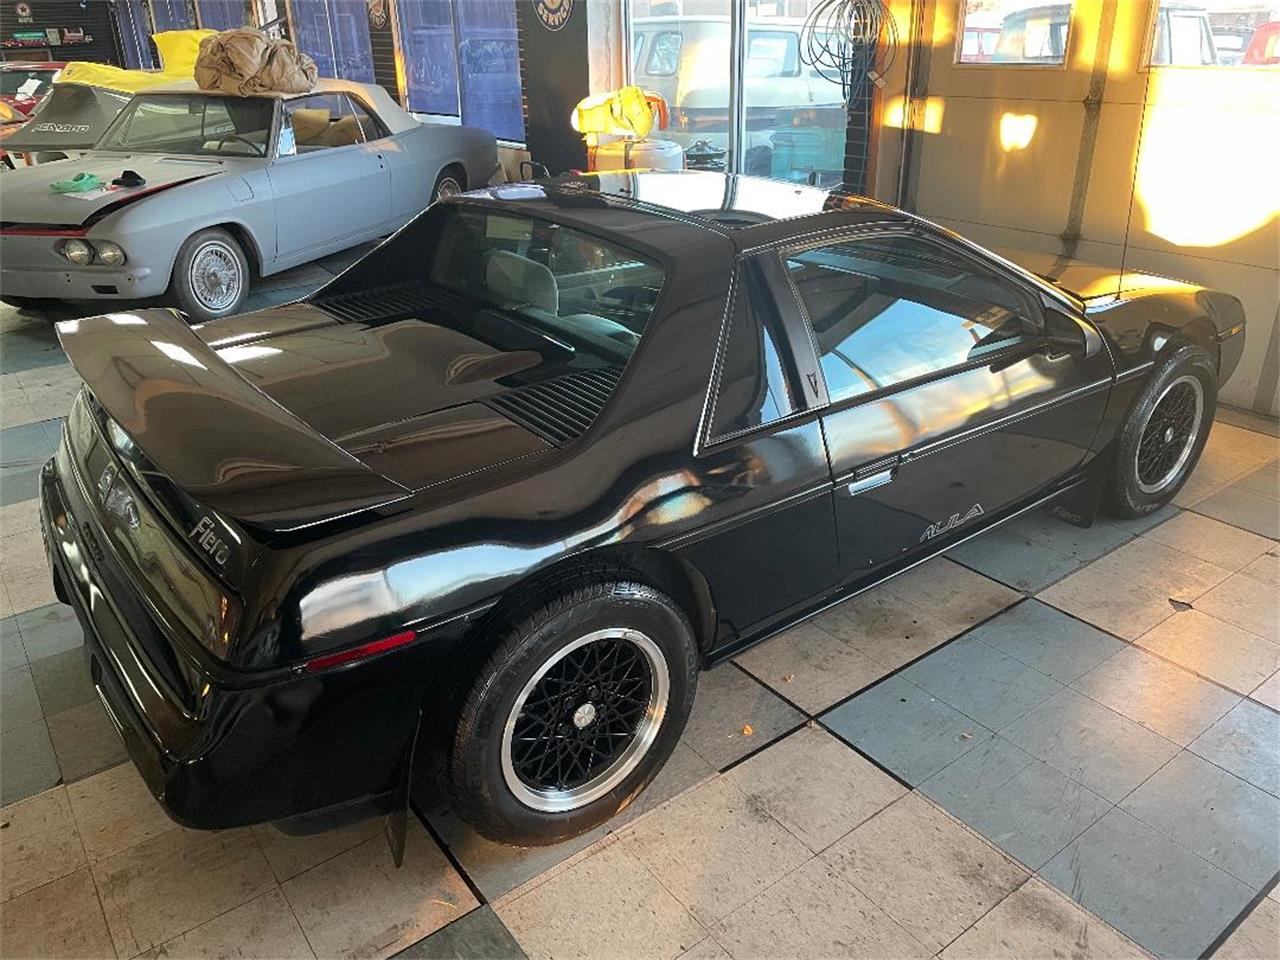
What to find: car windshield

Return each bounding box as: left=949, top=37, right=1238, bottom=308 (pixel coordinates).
left=0, top=69, right=55, bottom=98
left=96, top=94, right=274, bottom=157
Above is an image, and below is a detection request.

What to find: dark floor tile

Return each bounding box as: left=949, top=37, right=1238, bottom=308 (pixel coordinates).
left=1121, top=750, right=1280, bottom=889
left=821, top=674, right=992, bottom=785
left=900, top=635, right=1062, bottom=730
left=1194, top=483, right=1280, bottom=539
left=613, top=740, right=715, bottom=824
left=1231, top=460, right=1279, bottom=499
left=0, top=616, right=26, bottom=669
left=1216, top=406, right=1280, bottom=439
left=1072, top=646, right=1241, bottom=747
left=0, top=719, right=61, bottom=805
left=0, top=332, right=64, bottom=375
left=967, top=601, right=1125, bottom=684
left=947, top=525, right=1081, bottom=592
left=921, top=736, right=1112, bottom=870
left=394, top=905, right=527, bottom=960
left=29, top=646, right=95, bottom=716
left=0, top=466, right=41, bottom=507
left=1110, top=503, right=1181, bottom=536
left=680, top=663, right=803, bottom=770
left=0, top=419, right=62, bottom=468
left=948, top=511, right=1132, bottom=593
left=1001, top=688, right=1179, bottom=803
left=12, top=603, right=82, bottom=660
left=1041, top=808, right=1254, bottom=959
left=1, top=663, right=43, bottom=728
left=1189, top=700, right=1280, bottom=797
left=426, top=803, right=606, bottom=902
left=45, top=700, right=126, bottom=782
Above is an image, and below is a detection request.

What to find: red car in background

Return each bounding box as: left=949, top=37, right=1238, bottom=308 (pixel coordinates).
left=1243, top=20, right=1280, bottom=64
left=0, top=61, right=64, bottom=116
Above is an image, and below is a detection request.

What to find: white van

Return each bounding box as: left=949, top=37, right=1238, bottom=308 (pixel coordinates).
left=631, top=15, right=847, bottom=183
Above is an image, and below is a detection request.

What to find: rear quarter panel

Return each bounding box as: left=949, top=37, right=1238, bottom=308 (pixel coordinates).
left=383, top=124, right=497, bottom=222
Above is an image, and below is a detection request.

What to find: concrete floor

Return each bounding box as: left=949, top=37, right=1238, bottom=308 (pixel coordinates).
left=1, top=288, right=1277, bottom=959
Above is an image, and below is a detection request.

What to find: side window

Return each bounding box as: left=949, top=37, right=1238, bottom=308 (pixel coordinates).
left=283, top=93, right=369, bottom=154
left=347, top=95, right=386, bottom=141
left=710, top=262, right=799, bottom=439
left=746, top=31, right=800, bottom=77
left=784, top=233, right=1038, bottom=405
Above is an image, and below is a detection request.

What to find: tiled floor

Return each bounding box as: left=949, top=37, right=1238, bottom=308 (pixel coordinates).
left=1, top=291, right=1277, bottom=958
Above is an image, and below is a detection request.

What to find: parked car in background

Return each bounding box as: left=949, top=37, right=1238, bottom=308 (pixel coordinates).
left=0, top=78, right=498, bottom=320
left=1149, top=3, right=1219, bottom=66
left=1243, top=19, right=1280, bottom=63
left=38, top=171, right=1245, bottom=852
left=0, top=61, right=64, bottom=115
left=631, top=16, right=847, bottom=184
left=1211, top=26, right=1252, bottom=64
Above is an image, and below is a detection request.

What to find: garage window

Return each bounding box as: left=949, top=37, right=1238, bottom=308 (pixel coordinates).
left=394, top=0, right=525, bottom=142
left=1149, top=0, right=1280, bottom=67
left=785, top=234, right=1038, bottom=404
left=956, top=0, right=1074, bottom=65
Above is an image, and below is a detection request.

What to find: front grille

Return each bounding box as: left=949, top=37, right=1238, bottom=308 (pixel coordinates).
left=314, top=283, right=457, bottom=323
left=486, top=366, right=622, bottom=446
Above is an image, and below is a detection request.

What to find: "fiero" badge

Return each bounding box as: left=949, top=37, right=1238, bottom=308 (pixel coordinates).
left=190, top=516, right=230, bottom=566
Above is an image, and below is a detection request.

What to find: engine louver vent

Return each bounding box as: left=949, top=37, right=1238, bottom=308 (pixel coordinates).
left=487, top=366, right=623, bottom=447
left=315, top=283, right=455, bottom=323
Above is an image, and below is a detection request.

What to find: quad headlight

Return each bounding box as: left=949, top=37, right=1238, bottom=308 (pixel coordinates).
left=95, top=241, right=127, bottom=266
left=61, top=238, right=93, bottom=265
left=58, top=238, right=127, bottom=266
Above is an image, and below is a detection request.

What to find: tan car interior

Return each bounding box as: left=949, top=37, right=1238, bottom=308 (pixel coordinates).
left=290, top=105, right=363, bottom=150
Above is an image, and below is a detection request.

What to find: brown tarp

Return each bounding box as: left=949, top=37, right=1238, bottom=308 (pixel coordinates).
left=194, top=29, right=318, bottom=97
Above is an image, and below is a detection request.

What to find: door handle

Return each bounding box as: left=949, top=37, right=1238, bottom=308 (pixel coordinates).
left=837, top=454, right=900, bottom=497
left=841, top=468, right=894, bottom=497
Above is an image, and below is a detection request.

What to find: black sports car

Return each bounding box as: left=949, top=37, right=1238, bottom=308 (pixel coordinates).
left=39, top=171, right=1245, bottom=853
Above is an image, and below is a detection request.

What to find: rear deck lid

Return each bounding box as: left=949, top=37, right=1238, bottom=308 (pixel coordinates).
left=55, top=308, right=410, bottom=533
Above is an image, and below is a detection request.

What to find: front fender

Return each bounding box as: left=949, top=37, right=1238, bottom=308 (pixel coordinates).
left=1085, top=285, right=1246, bottom=385
left=90, top=171, right=275, bottom=287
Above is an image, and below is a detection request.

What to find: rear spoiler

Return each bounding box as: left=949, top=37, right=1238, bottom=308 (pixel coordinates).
left=56, top=308, right=410, bottom=532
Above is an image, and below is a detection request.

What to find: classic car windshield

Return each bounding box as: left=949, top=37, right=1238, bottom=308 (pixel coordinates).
left=96, top=94, right=274, bottom=157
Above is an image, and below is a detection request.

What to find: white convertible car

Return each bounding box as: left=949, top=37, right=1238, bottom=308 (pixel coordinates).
left=0, top=78, right=498, bottom=320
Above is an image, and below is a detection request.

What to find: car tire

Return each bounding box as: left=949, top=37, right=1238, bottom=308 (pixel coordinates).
left=448, top=580, right=698, bottom=846
left=1103, top=343, right=1217, bottom=518
left=169, top=227, right=249, bottom=322
left=431, top=165, right=465, bottom=203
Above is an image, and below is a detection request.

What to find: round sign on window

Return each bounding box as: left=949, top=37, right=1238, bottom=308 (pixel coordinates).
left=534, top=0, right=573, bottom=31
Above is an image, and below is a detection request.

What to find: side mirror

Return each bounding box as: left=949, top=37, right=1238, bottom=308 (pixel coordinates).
left=1043, top=309, right=1100, bottom=358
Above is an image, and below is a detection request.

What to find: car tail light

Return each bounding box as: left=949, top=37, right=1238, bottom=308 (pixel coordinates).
left=304, top=630, right=417, bottom=673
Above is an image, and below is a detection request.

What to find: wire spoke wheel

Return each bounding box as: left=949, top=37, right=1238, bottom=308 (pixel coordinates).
left=1134, top=374, right=1204, bottom=495
left=502, top=628, right=669, bottom=813
left=188, top=239, right=243, bottom=313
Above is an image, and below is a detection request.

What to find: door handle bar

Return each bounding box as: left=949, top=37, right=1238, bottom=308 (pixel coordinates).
left=841, top=467, right=895, bottom=498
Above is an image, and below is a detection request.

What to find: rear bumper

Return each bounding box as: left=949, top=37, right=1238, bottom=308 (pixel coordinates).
left=39, top=439, right=475, bottom=831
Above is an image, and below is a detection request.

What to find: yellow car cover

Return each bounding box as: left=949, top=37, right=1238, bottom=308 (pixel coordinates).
left=55, top=29, right=215, bottom=93
left=571, top=86, right=669, bottom=140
